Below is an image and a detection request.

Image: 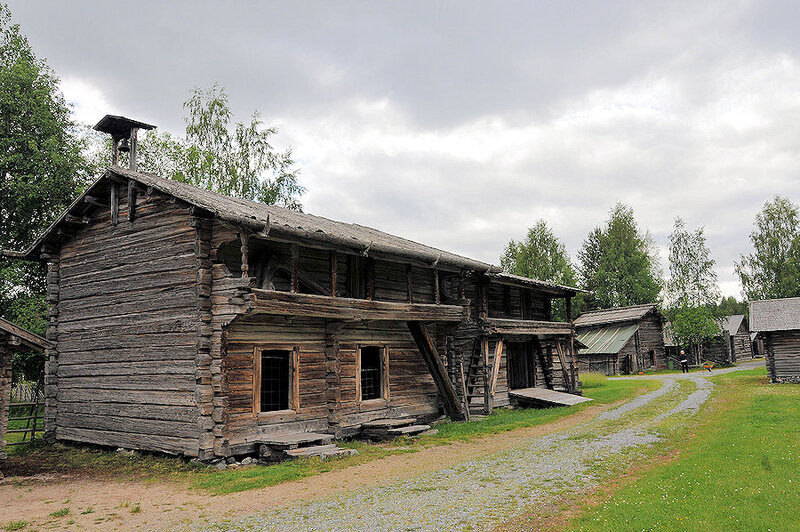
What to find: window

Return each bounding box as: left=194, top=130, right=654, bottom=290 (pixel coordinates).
left=254, top=347, right=298, bottom=414
left=360, top=346, right=384, bottom=401
left=260, top=350, right=290, bottom=411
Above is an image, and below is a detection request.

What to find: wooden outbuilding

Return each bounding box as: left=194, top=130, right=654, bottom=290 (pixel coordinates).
left=574, top=304, right=666, bottom=375
left=704, top=315, right=754, bottom=365
left=750, top=297, right=800, bottom=384
left=11, top=120, right=584, bottom=459
left=0, top=318, right=52, bottom=469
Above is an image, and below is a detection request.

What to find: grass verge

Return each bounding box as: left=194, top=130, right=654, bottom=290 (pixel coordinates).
left=567, top=367, right=799, bottom=531
left=5, top=377, right=655, bottom=496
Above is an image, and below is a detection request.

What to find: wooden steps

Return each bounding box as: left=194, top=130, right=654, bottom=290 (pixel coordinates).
left=284, top=444, right=358, bottom=459
left=360, top=418, right=431, bottom=440
left=258, top=432, right=354, bottom=461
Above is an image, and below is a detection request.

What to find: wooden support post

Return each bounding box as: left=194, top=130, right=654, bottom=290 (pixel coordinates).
left=239, top=231, right=249, bottom=278
left=407, top=321, right=465, bottom=420
left=490, top=338, right=504, bottom=397
left=112, top=138, right=119, bottom=165
left=554, top=340, right=573, bottom=393
left=459, top=270, right=466, bottom=300
left=290, top=244, right=299, bottom=293
left=478, top=279, right=488, bottom=320
left=566, top=296, right=573, bottom=322
left=458, top=361, right=471, bottom=421
left=127, top=179, right=136, bottom=222
left=110, top=183, right=119, bottom=226
left=329, top=250, right=337, bottom=297
left=406, top=264, right=413, bottom=303
left=434, top=269, right=441, bottom=305
left=129, top=128, right=139, bottom=171
left=366, top=258, right=375, bottom=301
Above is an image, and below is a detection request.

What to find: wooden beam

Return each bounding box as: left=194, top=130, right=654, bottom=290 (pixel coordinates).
left=252, top=289, right=467, bottom=322
left=434, top=269, right=441, bottom=305
left=112, top=138, right=119, bottom=165
left=239, top=231, right=249, bottom=278
left=406, top=264, right=413, bottom=303
left=490, top=338, right=504, bottom=397
left=366, top=257, right=375, bottom=301
left=554, top=340, right=574, bottom=393
left=64, top=214, right=90, bottom=224
left=110, top=183, right=119, bottom=226
left=406, top=321, right=465, bottom=420
left=290, top=244, right=299, bottom=293
left=127, top=179, right=136, bottom=222
left=566, top=296, right=573, bottom=322
left=481, top=318, right=573, bottom=336
left=129, top=128, right=139, bottom=171
left=329, top=250, right=337, bottom=297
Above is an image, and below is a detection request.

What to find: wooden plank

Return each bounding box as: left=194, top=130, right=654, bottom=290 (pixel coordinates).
left=330, top=250, right=337, bottom=297
left=482, top=318, right=573, bottom=336
left=127, top=179, right=136, bottom=221
left=554, top=340, right=574, bottom=393
left=406, top=321, right=465, bottom=420
left=490, top=338, right=504, bottom=397
left=509, top=387, right=592, bottom=407
left=252, top=289, right=466, bottom=322
left=110, top=183, right=119, bottom=226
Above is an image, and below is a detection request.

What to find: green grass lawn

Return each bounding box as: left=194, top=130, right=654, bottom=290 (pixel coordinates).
left=569, top=367, right=799, bottom=531
left=4, top=403, right=43, bottom=446
left=5, top=377, right=655, bottom=496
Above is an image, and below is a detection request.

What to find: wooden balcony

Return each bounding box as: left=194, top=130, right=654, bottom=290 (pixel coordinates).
left=251, top=289, right=468, bottom=322
left=480, top=318, right=574, bottom=337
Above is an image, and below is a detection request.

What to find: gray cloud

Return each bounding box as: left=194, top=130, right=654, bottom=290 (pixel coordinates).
left=9, top=0, right=800, bottom=297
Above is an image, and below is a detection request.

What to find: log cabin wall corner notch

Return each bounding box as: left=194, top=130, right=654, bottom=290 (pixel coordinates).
left=10, top=123, right=587, bottom=458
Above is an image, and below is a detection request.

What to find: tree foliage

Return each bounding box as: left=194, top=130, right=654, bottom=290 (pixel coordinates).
left=665, top=217, right=720, bottom=308
left=667, top=305, right=720, bottom=352
left=500, top=220, right=577, bottom=285
left=500, top=220, right=578, bottom=321
left=0, top=5, right=91, bottom=381
left=134, top=85, right=304, bottom=210
left=577, top=203, right=662, bottom=309
left=735, top=196, right=800, bottom=301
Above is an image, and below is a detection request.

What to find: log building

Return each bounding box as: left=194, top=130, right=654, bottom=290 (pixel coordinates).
left=13, top=116, right=584, bottom=459
left=704, top=315, right=754, bottom=365
left=750, top=297, right=800, bottom=384
left=574, top=304, right=666, bottom=375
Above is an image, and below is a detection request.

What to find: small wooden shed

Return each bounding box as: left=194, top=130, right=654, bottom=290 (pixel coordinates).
left=704, top=315, right=754, bottom=365
left=750, top=297, right=800, bottom=384
left=574, top=304, right=667, bottom=375
left=0, top=318, right=52, bottom=468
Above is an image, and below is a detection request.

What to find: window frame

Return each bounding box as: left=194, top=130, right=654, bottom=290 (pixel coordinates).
left=253, top=345, right=300, bottom=418
left=356, top=344, right=390, bottom=408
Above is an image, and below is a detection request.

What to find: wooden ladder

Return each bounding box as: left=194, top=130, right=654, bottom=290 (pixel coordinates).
left=464, top=338, right=491, bottom=415
left=534, top=337, right=555, bottom=390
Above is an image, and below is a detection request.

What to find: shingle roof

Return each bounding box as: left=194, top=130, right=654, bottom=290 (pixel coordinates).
left=0, top=317, right=52, bottom=351
left=576, top=324, right=638, bottom=355
left=21, top=167, right=584, bottom=297
left=573, top=304, right=659, bottom=328
left=750, top=297, right=800, bottom=332
left=718, top=314, right=746, bottom=336
left=25, top=166, right=500, bottom=274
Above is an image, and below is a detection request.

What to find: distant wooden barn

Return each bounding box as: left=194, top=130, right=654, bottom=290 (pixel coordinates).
left=9, top=116, right=585, bottom=459
left=574, top=304, right=666, bottom=375
left=750, top=297, right=800, bottom=384
left=0, top=318, right=51, bottom=468
left=704, top=315, right=754, bottom=365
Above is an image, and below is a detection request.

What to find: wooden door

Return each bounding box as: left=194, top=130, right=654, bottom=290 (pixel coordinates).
left=507, top=341, right=535, bottom=389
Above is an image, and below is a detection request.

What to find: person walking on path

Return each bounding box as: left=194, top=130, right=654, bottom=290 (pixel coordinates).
left=680, top=351, right=689, bottom=373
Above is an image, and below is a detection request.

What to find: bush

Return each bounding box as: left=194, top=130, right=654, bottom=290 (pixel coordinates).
left=580, top=372, right=608, bottom=389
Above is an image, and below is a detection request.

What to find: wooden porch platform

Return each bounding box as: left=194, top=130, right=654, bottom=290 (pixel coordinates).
left=509, top=387, right=593, bottom=407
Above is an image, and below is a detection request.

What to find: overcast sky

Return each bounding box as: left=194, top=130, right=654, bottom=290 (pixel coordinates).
left=10, top=1, right=800, bottom=298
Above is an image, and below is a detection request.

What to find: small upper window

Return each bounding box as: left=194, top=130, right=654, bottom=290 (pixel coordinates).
left=360, top=346, right=383, bottom=400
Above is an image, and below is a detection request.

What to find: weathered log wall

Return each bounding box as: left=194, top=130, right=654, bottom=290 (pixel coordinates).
left=51, top=184, right=202, bottom=456
left=764, top=331, right=800, bottom=384
left=221, top=314, right=440, bottom=452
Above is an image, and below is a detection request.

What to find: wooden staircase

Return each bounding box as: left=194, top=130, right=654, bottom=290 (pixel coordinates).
left=258, top=432, right=357, bottom=461
left=360, top=418, right=434, bottom=441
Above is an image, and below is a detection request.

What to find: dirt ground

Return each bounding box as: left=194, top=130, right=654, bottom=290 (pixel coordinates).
left=1, top=403, right=615, bottom=531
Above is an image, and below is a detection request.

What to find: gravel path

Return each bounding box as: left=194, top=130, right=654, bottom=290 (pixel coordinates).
left=201, top=361, right=762, bottom=532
